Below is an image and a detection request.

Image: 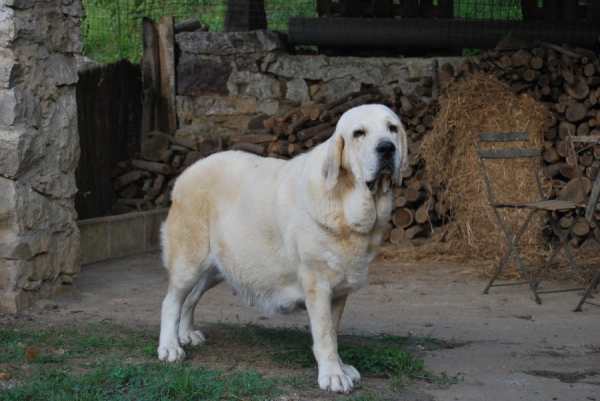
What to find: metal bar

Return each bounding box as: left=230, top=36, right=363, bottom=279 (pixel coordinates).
left=535, top=210, right=583, bottom=288
left=575, top=271, right=600, bottom=312
left=477, top=132, right=528, bottom=142
left=476, top=149, right=540, bottom=158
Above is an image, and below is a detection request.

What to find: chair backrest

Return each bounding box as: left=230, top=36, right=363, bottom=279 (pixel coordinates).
left=475, top=132, right=546, bottom=203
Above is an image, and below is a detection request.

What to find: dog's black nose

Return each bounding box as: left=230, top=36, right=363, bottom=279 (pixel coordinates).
left=376, top=141, right=396, bottom=158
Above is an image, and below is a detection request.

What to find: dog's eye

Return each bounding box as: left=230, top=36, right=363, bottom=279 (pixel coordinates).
left=389, top=125, right=398, bottom=133
left=353, top=130, right=366, bottom=138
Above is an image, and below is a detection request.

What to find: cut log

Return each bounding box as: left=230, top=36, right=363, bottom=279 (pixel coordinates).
left=230, top=142, right=267, bottom=156
left=131, top=159, right=171, bottom=175
left=141, top=132, right=171, bottom=161
left=183, top=151, right=203, bottom=167
left=392, top=208, right=414, bottom=228
left=556, top=177, right=591, bottom=204
left=114, top=170, right=145, bottom=190
left=227, top=133, right=277, bottom=145
left=296, top=122, right=334, bottom=142
left=389, top=227, right=405, bottom=245
left=403, top=225, right=424, bottom=240
left=565, top=102, right=588, bottom=122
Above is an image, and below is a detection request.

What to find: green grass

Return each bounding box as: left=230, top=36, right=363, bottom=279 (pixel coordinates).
left=0, top=322, right=463, bottom=399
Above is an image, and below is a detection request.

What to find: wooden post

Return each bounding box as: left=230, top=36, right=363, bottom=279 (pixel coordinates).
left=157, top=16, right=177, bottom=133
left=141, top=18, right=160, bottom=145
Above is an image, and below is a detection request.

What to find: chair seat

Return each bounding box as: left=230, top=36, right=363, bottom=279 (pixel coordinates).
left=493, top=200, right=584, bottom=210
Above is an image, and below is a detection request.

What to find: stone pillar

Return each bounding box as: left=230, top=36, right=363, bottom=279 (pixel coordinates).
left=0, top=0, right=83, bottom=313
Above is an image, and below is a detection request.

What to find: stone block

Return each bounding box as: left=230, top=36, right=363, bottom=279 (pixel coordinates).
left=176, top=95, right=216, bottom=124
left=0, top=88, right=17, bottom=127
left=0, top=289, right=28, bottom=314
left=47, top=54, right=78, bottom=86
left=0, top=231, right=51, bottom=260
left=177, top=56, right=231, bottom=96
left=37, top=12, right=82, bottom=53
left=256, top=100, right=279, bottom=116
left=0, top=127, right=44, bottom=178
left=285, top=78, right=309, bottom=104
left=0, top=58, right=20, bottom=89
left=207, top=97, right=258, bottom=116
left=4, top=0, right=36, bottom=9
left=0, top=6, right=15, bottom=47
left=227, top=70, right=281, bottom=100
left=313, top=76, right=362, bottom=102
left=77, top=218, right=109, bottom=265
left=177, top=29, right=285, bottom=55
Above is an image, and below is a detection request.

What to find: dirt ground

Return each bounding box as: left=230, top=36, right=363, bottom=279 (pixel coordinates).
left=6, top=251, right=600, bottom=400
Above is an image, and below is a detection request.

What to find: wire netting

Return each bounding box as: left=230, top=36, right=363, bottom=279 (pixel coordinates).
left=81, top=0, right=595, bottom=63
left=81, top=0, right=317, bottom=62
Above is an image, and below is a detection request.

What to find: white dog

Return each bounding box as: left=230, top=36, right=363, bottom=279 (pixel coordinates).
left=158, top=104, right=408, bottom=393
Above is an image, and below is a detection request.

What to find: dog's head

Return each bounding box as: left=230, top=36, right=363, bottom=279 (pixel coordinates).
left=323, top=104, right=408, bottom=194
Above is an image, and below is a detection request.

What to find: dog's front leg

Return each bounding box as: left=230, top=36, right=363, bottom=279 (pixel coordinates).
left=304, top=280, right=356, bottom=393
left=331, top=295, right=360, bottom=384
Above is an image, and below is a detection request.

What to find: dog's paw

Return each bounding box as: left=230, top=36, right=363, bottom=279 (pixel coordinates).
left=341, top=364, right=361, bottom=384
left=179, top=330, right=206, bottom=346
left=318, top=372, right=355, bottom=394
left=157, top=346, right=186, bottom=363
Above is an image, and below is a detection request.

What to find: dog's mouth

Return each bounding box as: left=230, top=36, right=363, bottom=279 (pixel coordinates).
left=366, top=172, right=393, bottom=194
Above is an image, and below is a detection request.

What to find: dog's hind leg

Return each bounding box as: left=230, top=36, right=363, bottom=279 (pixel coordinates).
left=158, top=255, right=207, bottom=363
left=178, top=265, right=222, bottom=346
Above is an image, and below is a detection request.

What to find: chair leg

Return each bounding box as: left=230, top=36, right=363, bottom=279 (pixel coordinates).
left=484, top=208, right=541, bottom=304
left=535, top=210, right=585, bottom=289
left=575, top=271, right=600, bottom=312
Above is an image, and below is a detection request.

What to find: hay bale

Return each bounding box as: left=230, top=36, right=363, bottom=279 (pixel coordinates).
left=420, top=74, right=552, bottom=278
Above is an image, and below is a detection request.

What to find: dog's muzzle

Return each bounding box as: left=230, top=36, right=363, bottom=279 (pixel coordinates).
left=366, top=141, right=397, bottom=192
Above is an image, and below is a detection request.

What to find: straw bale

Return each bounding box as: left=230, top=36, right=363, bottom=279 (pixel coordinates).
left=419, top=74, right=553, bottom=278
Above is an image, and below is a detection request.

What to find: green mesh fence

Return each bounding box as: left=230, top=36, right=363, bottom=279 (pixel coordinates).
left=80, top=0, right=592, bottom=64
left=81, top=0, right=317, bottom=63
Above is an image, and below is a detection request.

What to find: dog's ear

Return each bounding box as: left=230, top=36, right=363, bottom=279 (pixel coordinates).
left=395, top=125, right=409, bottom=185
left=322, top=132, right=345, bottom=191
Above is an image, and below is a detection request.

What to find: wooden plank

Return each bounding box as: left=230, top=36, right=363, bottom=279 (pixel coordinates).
left=476, top=148, right=540, bottom=158
left=520, top=0, right=540, bottom=20
left=477, top=132, right=529, bottom=142
left=569, top=135, right=600, bottom=143
left=157, top=16, right=177, bottom=133
left=588, top=0, right=600, bottom=21
left=287, top=18, right=598, bottom=49
left=316, top=0, right=332, bottom=16
left=563, top=0, right=579, bottom=22
left=437, top=0, right=454, bottom=19
left=141, top=17, right=160, bottom=142
left=543, top=0, right=562, bottom=20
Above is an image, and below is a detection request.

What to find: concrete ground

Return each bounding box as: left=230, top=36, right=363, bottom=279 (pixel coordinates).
left=40, top=252, right=600, bottom=400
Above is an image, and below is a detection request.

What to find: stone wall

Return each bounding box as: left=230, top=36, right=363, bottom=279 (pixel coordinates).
left=0, top=0, right=83, bottom=313
left=174, top=30, right=464, bottom=139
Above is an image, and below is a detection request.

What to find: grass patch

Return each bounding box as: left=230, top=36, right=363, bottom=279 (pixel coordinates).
left=0, top=322, right=462, bottom=399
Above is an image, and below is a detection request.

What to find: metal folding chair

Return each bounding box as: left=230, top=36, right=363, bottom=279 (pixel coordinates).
left=570, top=135, right=600, bottom=311
left=476, top=132, right=590, bottom=304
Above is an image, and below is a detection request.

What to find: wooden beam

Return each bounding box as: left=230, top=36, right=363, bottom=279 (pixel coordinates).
left=157, top=16, right=177, bottom=133
left=288, top=18, right=599, bottom=49
left=141, top=18, right=160, bottom=144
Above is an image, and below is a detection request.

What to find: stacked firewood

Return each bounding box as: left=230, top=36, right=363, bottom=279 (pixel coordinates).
left=380, top=83, right=446, bottom=247
left=109, top=88, right=448, bottom=248
left=111, top=40, right=600, bottom=248
left=455, top=41, right=600, bottom=246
